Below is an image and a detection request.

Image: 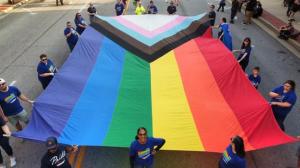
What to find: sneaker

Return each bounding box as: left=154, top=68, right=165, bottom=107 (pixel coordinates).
left=0, top=164, right=6, bottom=168
left=10, top=157, right=16, bottom=167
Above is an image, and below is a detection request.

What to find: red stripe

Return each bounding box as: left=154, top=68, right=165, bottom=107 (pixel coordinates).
left=194, top=37, right=296, bottom=150
left=175, top=39, right=253, bottom=152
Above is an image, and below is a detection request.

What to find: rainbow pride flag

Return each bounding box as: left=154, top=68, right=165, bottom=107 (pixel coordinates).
left=15, top=14, right=296, bottom=152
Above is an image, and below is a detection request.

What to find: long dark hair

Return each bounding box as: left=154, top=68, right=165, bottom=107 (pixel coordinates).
left=284, top=80, right=296, bottom=91
left=241, top=37, right=251, bottom=49
left=135, top=127, right=147, bottom=140
left=232, top=136, right=245, bottom=158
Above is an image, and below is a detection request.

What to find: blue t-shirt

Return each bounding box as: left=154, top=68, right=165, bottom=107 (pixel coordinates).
left=115, top=3, right=124, bottom=16
left=248, top=74, right=261, bottom=88
left=271, top=86, right=297, bottom=119
left=129, top=137, right=164, bottom=166
left=74, top=17, right=87, bottom=34
left=37, top=59, right=57, bottom=84
left=0, top=86, right=23, bottom=116
left=148, top=5, right=158, bottom=14
left=219, top=145, right=246, bottom=168
left=238, top=46, right=252, bottom=63
left=64, top=27, right=78, bottom=45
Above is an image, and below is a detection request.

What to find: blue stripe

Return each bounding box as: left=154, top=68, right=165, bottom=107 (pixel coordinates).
left=97, top=14, right=206, bottom=46
left=58, top=37, right=125, bottom=145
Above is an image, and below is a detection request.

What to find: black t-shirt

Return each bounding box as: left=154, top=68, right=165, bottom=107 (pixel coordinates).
left=87, top=6, right=96, bottom=15
left=167, top=5, right=176, bottom=14
left=41, top=146, right=71, bottom=168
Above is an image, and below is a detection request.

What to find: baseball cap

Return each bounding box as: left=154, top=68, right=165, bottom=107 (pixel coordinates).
left=0, top=78, right=6, bottom=85
left=46, top=136, right=58, bottom=150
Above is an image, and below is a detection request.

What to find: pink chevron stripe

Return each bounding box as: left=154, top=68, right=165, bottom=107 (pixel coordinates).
left=113, top=16, right=186, bottom=38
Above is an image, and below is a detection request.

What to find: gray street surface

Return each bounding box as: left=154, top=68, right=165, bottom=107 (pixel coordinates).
left=0, top=0, right=299, bottom=167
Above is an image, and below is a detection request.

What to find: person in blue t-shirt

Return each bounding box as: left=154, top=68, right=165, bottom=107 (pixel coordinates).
left=115, top=0, right=125, bottom=16
left=233, top=37, right=252, bottom=71
left=147, top=1, right=158, bottom=14
left=248, top=66, right=261, bottom=89
left=37, top=54, right=58, bottom=89
left=129, top=127, right=165, bottom=168
left=74, top=12, right=87, bottom=35
left=0, top=78, right=34, bottom=131
left=219, top=135, right=246, bottom=168
left=269, top=80, right=297, bottom=131
left=64, top=21, right=79, bottom=51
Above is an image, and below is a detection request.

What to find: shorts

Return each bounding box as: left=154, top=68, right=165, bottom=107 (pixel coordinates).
left=8, top=110, right=29, bottom=126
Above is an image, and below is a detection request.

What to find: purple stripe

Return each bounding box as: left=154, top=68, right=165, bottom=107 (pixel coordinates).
left=14, top=27, right=104, bottom=141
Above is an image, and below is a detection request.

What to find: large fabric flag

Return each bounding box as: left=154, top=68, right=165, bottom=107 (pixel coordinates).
left=14, top=14, right=296, bottom=152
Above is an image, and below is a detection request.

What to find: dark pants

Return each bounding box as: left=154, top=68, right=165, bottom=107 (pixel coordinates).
left=56, top=0, right=63, bottom=6
left=230, top=9, right=238, bottom=23
left=239, top=60, right=249, bottom=71
left=0, top=137, right=13, bottom=164
left=67, top=42, right=76, bottom=51
left=273, top=112, right=286, bottom=131
left=217, top=4, right=225, bottom=12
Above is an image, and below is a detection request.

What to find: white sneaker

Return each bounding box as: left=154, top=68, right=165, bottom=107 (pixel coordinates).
left=10, top=157, right=16, bottom=167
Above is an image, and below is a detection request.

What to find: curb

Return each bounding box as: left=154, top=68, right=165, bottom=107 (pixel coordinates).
left=225, top=0, right=300, bottom=58
left=0, top=0, right=31, bottom=13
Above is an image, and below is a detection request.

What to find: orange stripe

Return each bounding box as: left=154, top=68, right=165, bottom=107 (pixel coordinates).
left=68, top=151, right=76, bottom=166
left=75, top=147, right=86, bottom=168
left=174, top=39, right=254, bottom=152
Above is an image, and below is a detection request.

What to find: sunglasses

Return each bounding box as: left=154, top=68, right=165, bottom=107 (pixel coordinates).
left=42, top=58, right=47, bottom=61
left=0, top=83, right=6, bottom=86
left=138, top=133, right=147, bottom=136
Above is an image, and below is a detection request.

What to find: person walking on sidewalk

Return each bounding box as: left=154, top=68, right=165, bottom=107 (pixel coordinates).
left=129, top=127, right=165, bottom=168
left=243, top=0, right=257, bottom=24
left=0, top=78, right=33, bottom=131
left=269, top=80, right=297, bottom=131
left=217, top=0, right=226, bottom=12
left=37, top=54, right=58, bottom=89
left=219, top=136, right=246, bottom=168
left=208, top=5, right=216, bottom=26
left=64, top=22, right=79, bottom=51
left=56, top=0, right=63, bottom=6
left=0, top=116, right=16, bottom=168
left=41, top=137, right=78, bottom=168
left=233, top=37, right=252, bottom=71
left=230, top=0, right=240, bottom=23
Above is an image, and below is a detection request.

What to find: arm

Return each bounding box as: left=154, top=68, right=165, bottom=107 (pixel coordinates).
left=154, top=139, right=165, bottom=152
left=270, top=101, right=292, bottom=107
left=237, top=52, right=248, bottom=62
left=269, top=91, right=280, bottom=98
left=2, top=124, right=11, bottom=136
left=65, top=145, right=78, bottom=153
left=39, top=73, right=54, bottom=77
left=19, top=94, right=34, bottom=104
left=65, top=28, right=72, bottom=37
left=0, top=106, right=8, bottom=122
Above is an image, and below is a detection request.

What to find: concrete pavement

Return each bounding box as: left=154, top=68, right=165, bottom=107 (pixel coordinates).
left=0, top=0, right=299, bottom=167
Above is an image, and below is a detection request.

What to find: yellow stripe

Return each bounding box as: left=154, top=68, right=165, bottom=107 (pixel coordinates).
left=150, top=51, right=204, bottom=151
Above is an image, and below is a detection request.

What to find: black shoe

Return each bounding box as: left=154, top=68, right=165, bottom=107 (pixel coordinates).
left=230, top=20, right=234, bottom=24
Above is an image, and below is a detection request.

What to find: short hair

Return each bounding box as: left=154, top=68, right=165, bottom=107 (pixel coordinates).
left=66, top=21, right=71, bottom=25
left=222, top=17, right=227, bottom=23
left=253, top=66, right=260, bottom=71
left=40, top=54, right=47, bottom=59
left=284, top=80, right=296, bottom=90
left=211, top=4, right=215, bottom=9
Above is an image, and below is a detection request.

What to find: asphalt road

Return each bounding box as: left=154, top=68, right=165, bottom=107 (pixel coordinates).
left=0, top=0, right=299, bottom=167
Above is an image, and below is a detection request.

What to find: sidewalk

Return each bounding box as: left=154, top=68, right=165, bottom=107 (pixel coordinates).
left=0, top=0, right=29, bottom=13
left=257, top=0, right=300, bottom=50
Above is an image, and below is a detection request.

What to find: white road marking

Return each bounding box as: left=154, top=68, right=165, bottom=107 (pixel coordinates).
left=9, top=80, right=16, bottom=86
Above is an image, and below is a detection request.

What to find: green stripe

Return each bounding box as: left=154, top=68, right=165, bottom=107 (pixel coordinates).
left=103, top=52, right=152, bottom=147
